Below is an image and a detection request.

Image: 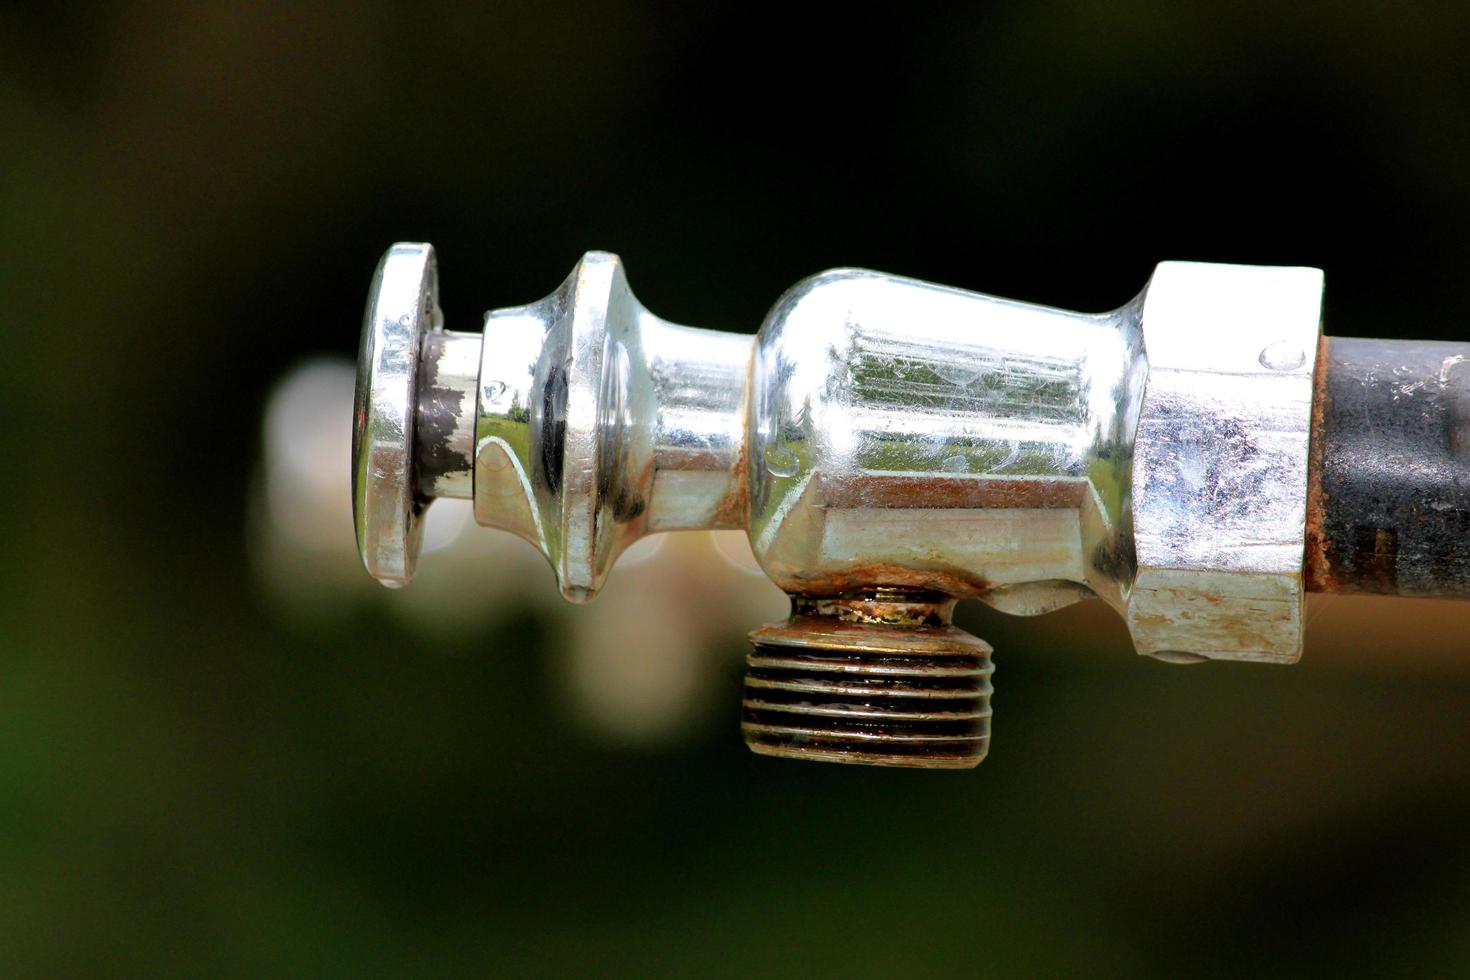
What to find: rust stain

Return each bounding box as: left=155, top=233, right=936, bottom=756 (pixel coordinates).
left=791, top=593, right=955, bottom=627
left=1303, top=334, right=1338, bottom=592
left=709, top=426, right=749, bottom=529
left=781, top=561, right=990, bottom=601
left=824, top=474, right=1087, bottom=510
left=750, top=612, right=991, bottom=656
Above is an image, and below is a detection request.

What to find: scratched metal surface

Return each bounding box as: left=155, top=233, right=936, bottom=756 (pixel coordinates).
left=1126, top=262, right=1323, bottom=663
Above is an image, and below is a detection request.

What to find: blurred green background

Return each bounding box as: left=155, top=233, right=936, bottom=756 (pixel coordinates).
left=6, top=2, right=1470, bottom=976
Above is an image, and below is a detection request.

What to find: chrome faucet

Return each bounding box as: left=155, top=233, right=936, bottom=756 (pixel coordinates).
left=352, top=243, right=1470, bottom=768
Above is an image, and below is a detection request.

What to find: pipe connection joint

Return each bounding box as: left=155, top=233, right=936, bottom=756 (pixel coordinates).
left=1127, top=263, right=1323, bottom=663
left=353, top=243, right=1323, bottom=767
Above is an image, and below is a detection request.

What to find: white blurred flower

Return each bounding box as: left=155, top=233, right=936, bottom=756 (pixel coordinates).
left=252, top=358, right=787, bottom=742
left=562, top=530, right=786, bottom=745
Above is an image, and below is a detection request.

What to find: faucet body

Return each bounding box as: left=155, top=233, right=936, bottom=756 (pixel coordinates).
left=352, top=243, right=1468, bottom=767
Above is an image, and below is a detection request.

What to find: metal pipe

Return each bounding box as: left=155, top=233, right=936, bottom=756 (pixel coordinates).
left=1307, top=336, right=1470, bottom=597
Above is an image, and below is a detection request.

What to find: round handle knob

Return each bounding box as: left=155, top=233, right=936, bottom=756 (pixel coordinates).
left=352, top=242, right=442, bottom=587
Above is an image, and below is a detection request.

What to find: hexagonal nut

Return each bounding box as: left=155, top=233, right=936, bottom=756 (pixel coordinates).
left=1126, top=262, right=1324, bottom=663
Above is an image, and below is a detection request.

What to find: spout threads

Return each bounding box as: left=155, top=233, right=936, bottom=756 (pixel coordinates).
left=741, top=600, right=993, bottom=769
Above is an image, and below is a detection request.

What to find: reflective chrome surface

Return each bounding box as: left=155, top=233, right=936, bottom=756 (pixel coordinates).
left=748, top=269, right=1147, bottom=615
left=1126, top=262, right=1323, bottom=663
left=414, top=330, right=479, bottom=500
left=352, top=244, right=1324, bottom=662
left=472, top=252, right=751, bottom=602
left=352, top=242, right=442, bottom=587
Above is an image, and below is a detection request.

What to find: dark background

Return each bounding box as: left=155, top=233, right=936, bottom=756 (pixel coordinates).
left=5, top=2, right=1470, bottom=976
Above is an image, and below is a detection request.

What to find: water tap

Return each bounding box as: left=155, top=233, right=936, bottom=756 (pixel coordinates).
left=351, top=243, right=1470, bottom=768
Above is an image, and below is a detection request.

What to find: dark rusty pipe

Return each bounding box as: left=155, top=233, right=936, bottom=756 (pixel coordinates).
left=1307, top=336, right=1470, bottom=597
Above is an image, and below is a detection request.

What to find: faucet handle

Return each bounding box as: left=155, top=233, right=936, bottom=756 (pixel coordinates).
left=353, top=245, right=752, bottom=599
left=352, top=242, right=442, bottom=587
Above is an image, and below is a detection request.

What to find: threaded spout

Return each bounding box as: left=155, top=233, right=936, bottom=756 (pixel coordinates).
left=741, top=595, right=993, bottom=769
